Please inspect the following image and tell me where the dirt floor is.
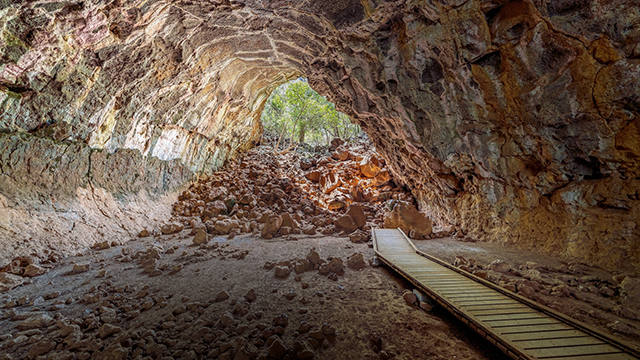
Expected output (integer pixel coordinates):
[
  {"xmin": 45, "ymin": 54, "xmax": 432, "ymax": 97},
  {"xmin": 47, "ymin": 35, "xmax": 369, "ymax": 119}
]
[
  {"xmin": 0, "ymin": 231, "xmax": 511, "ymax": 360},
  {"xmin": 415, "ymin": 237, "xmax": 640, "ymax": 349}
]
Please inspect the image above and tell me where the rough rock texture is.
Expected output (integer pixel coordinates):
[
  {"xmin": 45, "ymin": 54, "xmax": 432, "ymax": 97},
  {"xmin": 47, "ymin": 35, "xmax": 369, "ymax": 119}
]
[
  {"xmin": 0, "ymin": 0, "xmax": 639, "ymax": 272},
  {"xmin": 0, "ymin": 132, "xmax": 192, "ymax": 267}
]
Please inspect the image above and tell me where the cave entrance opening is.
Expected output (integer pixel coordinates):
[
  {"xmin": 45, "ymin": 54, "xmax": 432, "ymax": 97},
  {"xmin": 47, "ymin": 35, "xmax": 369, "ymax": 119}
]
[{"xmin": 258, "ymin": 77, "xmax": 361, "ymax": 153}]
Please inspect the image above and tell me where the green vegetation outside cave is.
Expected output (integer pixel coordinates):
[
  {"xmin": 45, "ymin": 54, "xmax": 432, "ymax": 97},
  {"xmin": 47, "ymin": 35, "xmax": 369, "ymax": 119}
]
[{"xmin": 260, "ymin": 78, "xmax": 360, "ymax": 152}]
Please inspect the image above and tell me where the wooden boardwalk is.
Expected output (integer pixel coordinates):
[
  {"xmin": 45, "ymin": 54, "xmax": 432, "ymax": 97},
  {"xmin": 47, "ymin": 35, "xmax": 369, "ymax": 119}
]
[{"xmin": 373, "ymin": 228, "xmax": 640, "ymax": 360}]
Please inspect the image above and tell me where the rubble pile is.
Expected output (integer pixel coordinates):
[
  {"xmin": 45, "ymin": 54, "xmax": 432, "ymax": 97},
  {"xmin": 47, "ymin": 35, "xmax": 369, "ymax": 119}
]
[{"xmin": 169, "ymin": 139, "xmax": 435, "ymax": 241}]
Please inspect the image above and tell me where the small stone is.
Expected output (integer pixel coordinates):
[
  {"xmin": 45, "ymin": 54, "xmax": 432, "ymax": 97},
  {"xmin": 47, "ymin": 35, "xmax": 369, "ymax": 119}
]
[
  {"xmin": 71, "ymin": 264, "xmax": 90, "ymax": 274},
  {"xmin": 273, "ymin": 313, "xmax": 289, "ymax": 327},
  {"xmin": 275, "ymin": 266, "xmax": 290, "ymax": 279},
  {"xmin": 92, "ymin": 241, "xmax": 110, "ymax": 250},
  {"xmin": 215, "ymin": 291, "xmax": 230, "ymax": 302},
  {"xmin": 402, "ymin": 290, "xmax": 417, "ymax": 305},
  {"xmin": 23, "ymin": 264, "xmax": 47, "ymax": 277},
  {"xmin": 489, "ymin": 260, "xmax": 511, "ymax": 273},
  {"xmin": 245, "ymin": 289, "xmax": 257, "ymax": 302},
  {"xmin": 97, "ymin": 324, "xmax": 122, "ymax": 339}
]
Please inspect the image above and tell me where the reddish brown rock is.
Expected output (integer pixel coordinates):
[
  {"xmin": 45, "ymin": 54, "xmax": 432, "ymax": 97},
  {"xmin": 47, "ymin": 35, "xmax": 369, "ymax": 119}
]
[{"xmin": 383, "ymin": 201, "xmax": 432, "ymax": 239}]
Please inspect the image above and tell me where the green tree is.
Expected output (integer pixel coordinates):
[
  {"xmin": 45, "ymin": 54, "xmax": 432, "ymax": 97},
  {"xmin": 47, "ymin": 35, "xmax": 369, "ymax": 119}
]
[{"xmin": 261, "ymin": 78, "xmax": 360, "ymax": 150}]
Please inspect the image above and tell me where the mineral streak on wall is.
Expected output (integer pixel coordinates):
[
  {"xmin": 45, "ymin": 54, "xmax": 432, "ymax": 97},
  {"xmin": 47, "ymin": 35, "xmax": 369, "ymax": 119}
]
[{"xmin": 0, "ymin": 0, "xmax": 638, "ymax": 272}]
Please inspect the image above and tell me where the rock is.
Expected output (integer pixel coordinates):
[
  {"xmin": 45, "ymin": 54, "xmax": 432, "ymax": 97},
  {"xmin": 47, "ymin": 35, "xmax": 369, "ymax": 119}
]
[
  {"xmin": 138, "ymin": 229, "xmax": 150, "ymax": 238},
  {"xmin": 261, "ymin": 215, "xmax": 283, "ymax": 238},
  {"xmin": 275, "ymin": 266, "xmax": 291, "ymax": 279},
  {"xmin": 245, "ymin": 289, "xmax": 257, "ymax": 302},
  {"xmin": 347, "ymin": 253, "xmax": 367, "ymax": 270},
  {"xmin": 383, "ymin": 200, "xmax": 432, "ymax": 239},
  {"xmin": 214, "ymin": 219, "xmax": 240, "ymax": 235},
  {"xmin": 327, "ymin": 258, "xmax": 344, "ymax": 275},
  {"xmin": 319, "ymin": 172, "xmax": 341, "ymax": 194},
  {"xmin": 161, "ymin": 223, "xmax": 184, "ymax": 235},
  {"xmin": 192, "ymin": 229, "xmax": 208, "ymax": 245},
  {"xmin": 402, "ymin": 290, "xmax": 417, "ymax": 305},
  {"xmin": 300, "ymin": 159, "xmax": 314, "ymax": 171},
  {"xmin": 97, "ymin": 324, "xmax": 122, "ymax": 339},
  {"xmin": 305, "ymin": 171, "xmax": 322, "ymax": 182},
  {"xmin": 331, "ymin": 150, "xmax": 350, "ymax": 161},
  {"xmin": 322, "ymin": 323, "xmax": 336, "ymax": 336},
  {"xmin": 273, "ymin": 313, "xmax": 289, "ymax": 327},
  {"xmin": 359, "ymin": 157, "xmax": 381, "ymax": 178},
  {"xmin": 0, "ymin": 273, "xmax": 24, "ymax": 292},
  {"xmin": 281, "ymin": 213, "xmax": 298, "ymax": 229},
  {"xmin": 345, "ymin": 205, "xmax": 367, "ymax": 228},
  {"xmin": 333, "ymin": 214, "xmax": 358, "ymax": 234},
  {"xmin": 215, "ymin": 291, "xmax": 230, "ymax": 302},
  {"xmin": 23, "ymin": 264, "xmax": 47, "ymax": 277},
  {"xmin": 621, "ymin": 276, "xmax": 640, "ymax": 306},
  {"xmin": 306, "ymin": 250, "xmax": 322, "ymax": 266},
  {"xmin": 268, "ymin": 337, "xmax": 287, "ymax": 359},
  {"xmin": 489, "ymin": 260, "xmax": 511, "ymax": 273},
  {"xmin": 203, "ymin": 200, "xmax": 228, "ymax": 218},
  {"xmin": 348, "ymin": 229, "xmax": 369, "ymax": 243},
  {"xmin": 92, "ymin": 241, "xmax": 110, "ymax": 250},
  {"xmin": 27, "ymin": 340, "xmax": 55, "ymax": 360},
  {"xmin": 17, "ymin": 313, "xmax": 54, "ymax": 330}
]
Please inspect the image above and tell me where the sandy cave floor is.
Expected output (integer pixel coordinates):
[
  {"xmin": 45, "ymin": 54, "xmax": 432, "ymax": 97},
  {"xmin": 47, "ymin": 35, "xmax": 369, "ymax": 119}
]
[{"xmin": 0, "ymin": 231, "xmax": 511, "ymax": 360}]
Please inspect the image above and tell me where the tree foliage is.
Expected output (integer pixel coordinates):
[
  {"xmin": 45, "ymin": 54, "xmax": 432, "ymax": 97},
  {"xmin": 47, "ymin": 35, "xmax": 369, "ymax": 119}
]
[{"xmin": 261, "ymin": 78, "xmax": 359, "ymax": 148}]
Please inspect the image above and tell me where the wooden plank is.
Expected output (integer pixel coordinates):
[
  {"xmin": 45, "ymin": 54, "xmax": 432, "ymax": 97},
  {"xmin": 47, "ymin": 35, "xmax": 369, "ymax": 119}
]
[
  {"xmin": 500, "ymin": 324, "xmax": 574, "ymax": 334},
  {"xmin": 518, "ymin": 336, "xmax": 605, "ymax": 349},
  {"xmin": 505, "ymin": 329, "xmax": 588, "ymax": 341},
  {"xmin": 475, "ymin": 313, "xmax": 549, "ymax": 322},
  {"xmin": 540, "ymin": 354, "xmax": 637, "ymax": 360},
  {"xmin": 444, "ymin": 295, "xmax": 508, "ymax": 302},
  {"xmin": 456, "ymin": 299, "xmax": 517, "ymax": 306},
  {"xmin": 487, "ymin": 318, "xmax": 560, "ymax": 327},
  {"xmin": 528, "ymin": 343, "xmax": 622, "ymax": 358},
  {"xmin": 462, "ymin": 303, "xmax": 531, "ymax": 311},
  {"xmin": 469, "ymin": 307, "xmax": 535, "ymax": 316}
]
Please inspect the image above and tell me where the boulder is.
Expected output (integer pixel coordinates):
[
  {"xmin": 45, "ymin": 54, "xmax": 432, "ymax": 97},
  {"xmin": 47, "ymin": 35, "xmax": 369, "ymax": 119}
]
[
  {"xmin": 203, "ymin": 200, "xmax": 228, "ymax": 218},
  {"xmin": 347, "ymin": 253, "xmax": 367, "ymax": 270},
  {"xmin": 214, "ymin": 219, "xmax": 240, "ymax": 235},
  {"xmin": 192, "ymin": 229, "xmax": 208, "ymax": 245},
  {"xmin": 281, "ymin": 213, "xmax": 299, "ymax": 229},
  {"xmin": 261, "ymin": 215, "xmax": 283, "ymax": 238},
  {"xmin": 333, "ymin": 215, "xmax": 358, "ymax": 234},
  {"xmin": 383, "ymin": 200, "xmax": 432, "ymax": 239},
  {"xmin": 346, "ymin": 205, "xmax": 367, "ymax": 228}
]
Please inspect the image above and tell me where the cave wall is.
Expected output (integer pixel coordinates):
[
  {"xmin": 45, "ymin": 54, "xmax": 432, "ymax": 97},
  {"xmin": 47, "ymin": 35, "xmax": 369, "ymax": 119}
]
[{"xmin": 0, "ymin": 0, "xmax": 638, "ymax": 272}]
